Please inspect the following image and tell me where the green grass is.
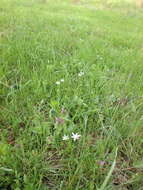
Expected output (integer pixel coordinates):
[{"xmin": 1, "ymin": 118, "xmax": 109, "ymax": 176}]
[{"xmin": 0, "ymin": 0, "xmax": 143, "ymax": 189}]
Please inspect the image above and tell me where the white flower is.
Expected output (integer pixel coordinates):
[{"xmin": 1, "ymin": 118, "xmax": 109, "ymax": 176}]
[
  {"xmin": 60, "ymin": 79, "xmax": 64, "ymax": 82},
  {"xmin": 71, "ymin": 133, "xmax": 81, "ymax": 141},
  {"xmin": 62, "ymin": 135, "xmax": 69, "ymax": 141},
  {"xmin": 56, "ymin": 81, "xmax": 60, "ymax": 85},
  {"xmin": 78, "ymin": 72, "xmax": 84, "ymax": 77}
]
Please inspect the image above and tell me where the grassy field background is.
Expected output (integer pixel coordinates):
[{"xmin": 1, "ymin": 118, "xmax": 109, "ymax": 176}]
[{"xmin": 0, "ymin": 0, "xmax": 143, "ymax": 189}]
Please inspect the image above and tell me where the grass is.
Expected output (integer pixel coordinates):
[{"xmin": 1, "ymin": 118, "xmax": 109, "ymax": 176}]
[{"xmin": 0, "ymin": 0, "xmax": 143, "ymax": 189}]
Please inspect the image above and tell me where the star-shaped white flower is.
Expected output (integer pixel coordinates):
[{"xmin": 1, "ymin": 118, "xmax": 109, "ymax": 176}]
[
  {"xmin": 71, "ymin": 133, "xmax": 81, "ymax": 141},
  {"xmin": 56, "ymin": 81, "xmax": 60, "ymax": 85},
  {"xmin": 62, "ymin": 135, "xmax": 69, "ymax": 141},
  {"xmin": 78, "ymin": 72, "xmax": 84, "ymax": 77},
  {"xmin": 60, "ymin": 79, "xmax": 64, "ymax": 82}
]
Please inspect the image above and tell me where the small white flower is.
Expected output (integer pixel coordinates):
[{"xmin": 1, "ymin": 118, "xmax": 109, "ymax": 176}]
[
  {"xmin": 60, "ymin": 79, "xmax": 64, "ymax": 82},
  {"xmin": 71, "ymin": 133, "xmax": 81, "ymax": 141},
  {"xmin": 62, "ymin": 135, "xmax": 69, "ymax": 141},
  {"xmin": 78, "ymin": 72, "xmax": 84, "ymax": 77},
  {"xmin": 56, "ymin": 81, "xmax": 60, "ymax": 85}
]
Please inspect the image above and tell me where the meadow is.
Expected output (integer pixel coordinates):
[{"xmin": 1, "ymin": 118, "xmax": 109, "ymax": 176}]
[{"xmin": 0, "ymin": 0, "xmax": 143, "ymax": 189}]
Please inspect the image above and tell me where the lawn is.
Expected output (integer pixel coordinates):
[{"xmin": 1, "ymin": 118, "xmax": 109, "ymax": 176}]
[{"xmin": 0, "ymin": 0, "xmax": 143, "ymax": 189}]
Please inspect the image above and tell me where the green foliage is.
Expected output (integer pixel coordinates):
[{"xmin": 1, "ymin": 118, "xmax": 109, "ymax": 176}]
[{"xmin": 0, "ymin": 0, "xmax": 143, "ymax": 189}]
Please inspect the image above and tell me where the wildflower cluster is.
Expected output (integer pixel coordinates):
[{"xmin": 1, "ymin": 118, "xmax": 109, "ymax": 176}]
[
  {"xmin": 62, "ymin": 133, "xmax": 81, "ymax": 141},
  {"xmin": 56, "ymin": 79, "xmax": 64, "ymax": 85}
]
